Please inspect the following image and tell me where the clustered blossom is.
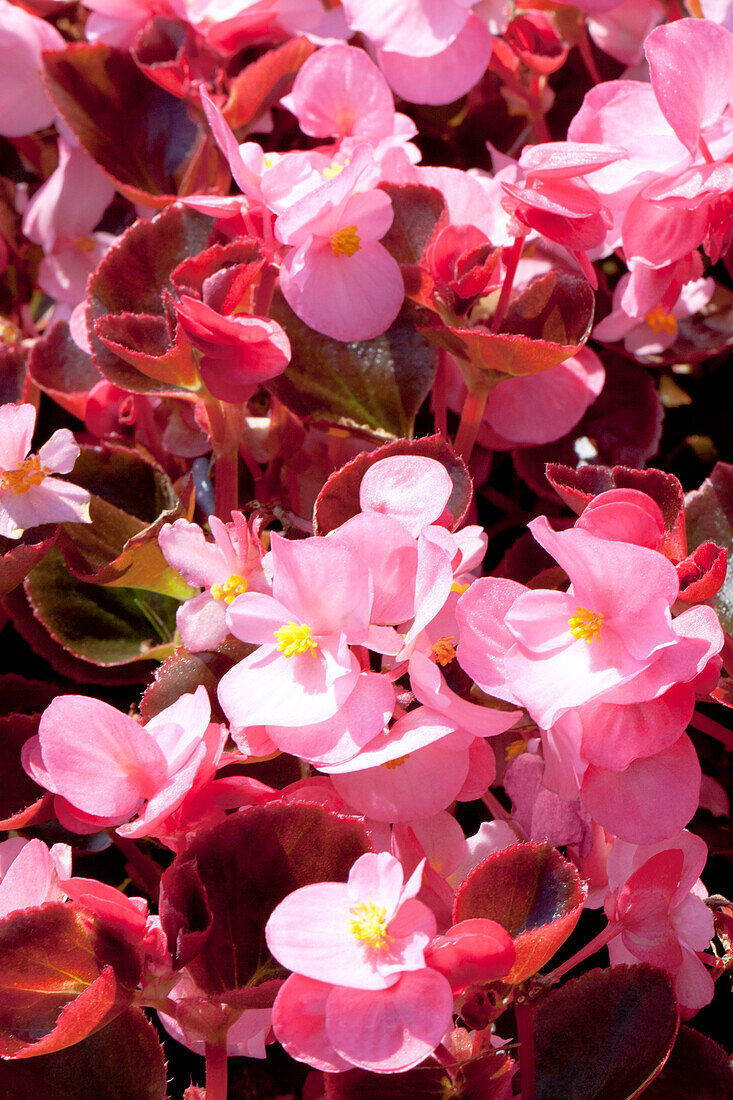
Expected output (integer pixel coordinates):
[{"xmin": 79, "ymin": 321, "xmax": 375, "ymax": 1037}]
[{"xmin": 1, "ymin": 0, "xmax": 732, "ymax": 1095}]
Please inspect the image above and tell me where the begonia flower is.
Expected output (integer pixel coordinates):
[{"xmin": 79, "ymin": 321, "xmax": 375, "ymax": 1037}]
[
  {"xmin": 275, "ymin": 144, "xmax": 405, "ymax": 341},
  {"xmin": 0, "ymin": 1, "xmax": 65, "ymax": 137},
  {"xmin": 267, "ymin": 851, "xmax": 455, "ymax": 1072},
  {"xmin": 0, "ymin": 837, "xmax": 71, "ymax": 919},
  {"xmin": 594, "ymin": 273, "xmax": 714, "ymax": 356},
  {"xmin": 0, "ymin": 402, "xmax": 91, "ymax": 539}
]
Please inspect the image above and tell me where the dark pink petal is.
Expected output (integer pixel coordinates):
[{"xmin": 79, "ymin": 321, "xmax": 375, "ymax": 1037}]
[
  {"xmin": 271, "ymin": 974, "xmax": 351, "ymax": 1073},
  {"xmin": 425, "ymin": 918, "xmax": 516, "ymax": 993},
  {"xmin": 578, "ymin": 685, "xmax": 694, "ymax": 770},
  {"xmin": 377, "ymin": 16, "xmax": 492, "ymax": 106}
]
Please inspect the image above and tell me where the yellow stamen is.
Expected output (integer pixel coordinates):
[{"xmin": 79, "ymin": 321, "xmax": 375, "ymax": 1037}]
[
  {"xmin": 0, "ymin": 454, "xmax": 49, "ymax": 495},
  {"xmin": 0, "ymin": 319, "xmax": 21, "ymax": 345},
  {"xmin": 568, "ymin": 606, "xmax": 604, "ymax": 644},
  {"xmin": 210, "ymin": 574, "xmax": 249, "ymax": 604},
  {"xmin": 431, "ymin": 635, "xmax": 457, "ymax": 667},
  {"xmin": 75, "ymin": 235, "xmax": 95, "ymax": 253},
  {"xmin": 274, "ymin": 620, "xmax": 318, "ymax": 658},
  {"xmin": 384, "ymin": 753, "xmax": 409, "ymax": 770},
  {"xmin": 323, "ymin": 157, "xmax": 350, "ymax": 179},
  {"xmin": 505, "ymin": 738, "xmax": 529, "ymax": 763},
  {"xmin": 645, "ymin": 306, "xmax": 677, "ymax": 337},
  {"xmin": 348, "ymin": 900, "xmax": 393, "ymax": 950},
  {"xmin": 451, "ymin": 581, "xmax": 470, "ymax": 595},
  {"xmin": 330, "ymin": 225, "xmax": 360, "ymax": 257}
]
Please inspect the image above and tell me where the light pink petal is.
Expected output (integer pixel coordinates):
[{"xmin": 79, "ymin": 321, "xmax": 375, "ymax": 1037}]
[
  {"xmin": 37, "ymin": 696, "xmax": 168, "ymax": 818},
  {"xmin": 671, "ymin": 893, "xmax": 715, "ymax": 953},
  {"xmin": 37, "ymin": 428, "xmax": 81, "ymax": 475},
  {"xmin": 176, "ymin": 594, "xmax": 229, "ymax": 652},
  {"xmin": 331, "ymin": 736, "xmax": 471, "ymax": 822},
  {"xmin": 270, "ymin": 533, "xmax": 372, "ymax": 641},
  {"xmin": 0, "ymin": 402, "xmax": 35, "ymax": 469},
  {"xmin": 506, "ymin": 588, "xmax": 581, "ymax": 655},
  {"xmin": 271, "ymin": 974, "xmax": 352, "ymax": 1073},
  {"xmin": 200, "ymin": 87, "xmax": 264, "ymax": 200},
  {"xmin": 145, "ymin": 686, "xmax": 211, "ymax": 774},
  {"xmin": 326, "ymin": 969, "xmax": 453, "ymax": 1072},
  {"xmin": 218, "ymin": 638, "xmax": 360, "ymax": 728},
  {"xmin": 645, "ymin": 19, "xmax": 733, "ymax": 153},
  {"xmin": 341, "ymin": 188, "xmax": 395, "ymax": 243},
  {"xmin": 226, "ymin": 590, "xmax": 297, "ymax": 644},
  {"xmin": 359, "ymin": 456, "xmax": 453, "ymax": 537},
  {"xmin": 268, "ymin": 671, "xmax": 395, "ymax": 767},
  {"xmin": 409, "ymin": 649, "xmax": 521, "ymax": 737},
  {"xmin": 342, "ymin": 0, "xmax": 469, "ymax": 56},
  {"xmin": 324, "ymin": 706, "xmax": 467, "ymax": 773},
  {"xmin": 159, "ymin": 519, "xmax": 232, "ymax": 587},
  {"xmin": 455, "ymin": 577, "xmax": 526, "ymax": 703},
  {"xmin": 377, "ymin": 15, "xmax": 491, "ymax": 105},
  {"xmin": 279, "ymin": 237, "xmax": 404, "ymax": 342},
  {"xmin": 347, "ymin": 852, "xmax": 405, "ymax": 917},
  {"xmin": 520, "ymin": 141, "xmax": 627, "ymax": 180},
  {"xmin": 0, "ymin": 478, "xmax": 91, "ymax": 534},
  {"xmin": 401, "ymin": 528, "xmax": 455, "ymax": 650},
  {"xmin": 287, "ymin": 44, "xmax": 395, "ymax": 140},
  {"xmin": 329, "ymin": 512, "xmax": 418, "ymax": 625},
  {"xmin": 581, "ymin": 733, "xmax": 701, "ymax": 844},
  {"xmin": 674, "ymin": 944, "xmax": 716, "ymax": 1016},
  {"xmin": 0, "ymin": 839, "xmax": 58, "ymax": 918},
  {"xmin": 22, "ymin": 140, "xmax": 114, "ymax": 249},
  {"xmin": 266, "ymin": 881, "xmax": 400, "ymax": 990},
  {"xmin": 0, "ymin": 3, "xmax": 65, "ymax": 137}
]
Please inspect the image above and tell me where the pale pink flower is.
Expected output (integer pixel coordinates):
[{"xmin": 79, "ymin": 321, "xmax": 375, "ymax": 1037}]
[
  {"xmin": 159, "ymin": 512, "xmax": 269, "ymax": 651},
  {"xmin": 593, "ymin": 272, "xmax": 714, "ymax": 356},
  {"xmin": 267, "ymin": 851, "xmax": 454, "ymax": 1072},
  {"xmin": 0, "ymin": 402, "xmax": 91, "ymax": 539},
  {"xmin": 0, "ymin": 1, "xmax": 65, "ymax": 137},
  {"xmin": 275, "ymin": 144, "xmax": 404, "ymax": 341}
]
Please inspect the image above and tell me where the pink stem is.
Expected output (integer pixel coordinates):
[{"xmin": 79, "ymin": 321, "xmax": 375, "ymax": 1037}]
[
  {"xmin": 205, "ymin": 399, "xmax": 241, "ymax": 521},
  {"xmin": 698, "ymin": 136, "xmax": 715, "ymax": 164},
  {"xmin": 578, "ymin": 22, "xmax": 603, "ymax": 85},
  {"xmin": 542, "ymin": 921, "xmax": 621, "ymax": 985},
  {"xmin": 516, "ymin": 999, "xmax": 536, "ymax": 1100},
  {"xmin": 254, "ymin": 262, "xmax": 277, "ymax": 317},
  {"xmin": 691, "ymin": 710, "xmax": 733, "ymax": 751},
  {"xmin": 482, "ymin": 789, "xmax": 526, "ymax": 839},
  {"xmin": 205, "ymin": 1041, "xmax": 228, "ymax": 1100}
]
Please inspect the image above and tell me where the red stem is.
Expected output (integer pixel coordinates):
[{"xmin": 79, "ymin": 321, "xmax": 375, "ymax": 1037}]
[
  {"xmin": 204, "ymin": 1041, "xmax": 228, "ymax": 1100},
  {"xmin": 453, "ymin": 385, "xmax": 490, "ymax": 464},
  {"xmin": 205, "ymin": 399, "xmax": 241, "ymax": 521},
  {"xmin": 691, "ymin": 710, "xmax": 733, "ymax": 751},
  {"xmin": 491, "ymin": 237, "xmax": 524, "ymax": 334},
  {"xmin": 578, "ymin": 22, "xmax": 602, "ymax": 85},
  {"xmin": 254, "ymin": 261, "xmax": 277, "ymax": 317},
  {"xmin": 516, "ymin": 999, "xmax": 536, "ymax": 1100}
]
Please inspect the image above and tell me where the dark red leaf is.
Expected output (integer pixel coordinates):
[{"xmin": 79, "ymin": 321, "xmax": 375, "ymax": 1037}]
[
  {"xmin": 0, "ymin": 528, "xmax": 56, "ymax": 599},
  {"xmin": 42, "ymin": 44, "xmax": 201, "ymax": 206},
  {"xmin": 685, "ymin": 462, "xmax": 733, "ymax": 632},
  {"xmin": 0, "ymin": 1007, "xmax": 166, "ymax": 1098},
  {"xmin": 453, "ymin": 842, "xmax": 586, "ymax": 984},
  {"xmin": 140, "ymin": 640, "xmax": 252, "ymax": 724},
  {"xmin": 27, "ymin": 320, "xmax": 101, "ymax": 421},
  {"xmin": 379, "ymin": 183, "xmax": 448, "ymax": 269},
  {"xmin": 0, "ymin": 342, "xmax": 28, "ymax": 405},
  {"xmin": 160, "ymin": 803, "xmax": 371, "ymax": 994},
  {"xmin": 0, "ymin": 712, "xmax": 53, "ymax": 830},
  {"xmin": 223, "ymin": 37, "xmax": 316, "ymax": 135},
  {"xmin": 324, "ymin": 1066, "xmax": 449, "ymax": 1099},
  {"xmin": 534, "ymin": 965, "xmax": 679, "ymax": 1100},
  {"xmin": 642, "ymin": 1025, "xmax": 733, "ymax": 1099},
  {"xmin": 314, "ymin": 433, "xmax": 472, "ymax": 534}
]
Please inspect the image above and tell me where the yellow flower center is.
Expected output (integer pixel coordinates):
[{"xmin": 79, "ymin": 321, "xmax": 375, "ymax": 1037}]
[
  {"xmin": 431, "ymin": 635, "xmax": 457, "ymax": 667},
  {"xmin": 210, "ymin": 574, "xmax": 249, "ymax": 604},
  {"xmin": 568, "ymin": 606, "xmax": 604, "ymax": 644},
  {"xmin": 644, "ymin": 306, "xmax": 677, "ymax": 337},
  {"xmin": 75, "ymin": 235, "xmax": 95, "ymax": 253},
  {"xmin": 348, "ymin": 900, "xmax": 393, "ymax": 950},
  {"xmin": 323, "ymin": 158, "xmax": 349, "ymax": 180},
  {"xmin": 505, "ymin": 738, "xmax": 529, "ymax": 763},
  {"xmin": 384, "ymin": 753, "xmax": 410, "ymax": 770},
  {"xmin": 330, "ymin": 225, "xmax": 361, "ymax": 258},
  {"xmin": 0, "ymin": 454, "xmax": 49, "ymax": 495},
  {"xmin": 274, "ymin": 620, "xmax": 318, "ymax": 658},
  {"xmin": 451, "ymin": 581, "xmax": 471, "ymax": 595}
]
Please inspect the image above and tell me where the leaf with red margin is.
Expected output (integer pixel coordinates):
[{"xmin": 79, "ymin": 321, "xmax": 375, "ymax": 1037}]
[
  {"xmin": 545, "ymin": 463, "xmax": 687, "ymax": 559},
  {"xmin": 86, "ymin": 205, "xmax": 215, "ymax": 395},
  {"xmin": 0, "ymin": 528, "xmax": 57, "ymax": 599},
  {"xmin": 3, "ymin": 583, "xmax": 162, "ymax": 686},
  {"xmin": 0, "ymin": 713, "xmax": 53, "ymax": 830},
  {"xmin": 380, "ymin": 183, "xmax": 447, "ymax": 297},
  {"xmin": 0, "ymin": 1007, "xmax": 166, "ymax": 1098},
  {"xmin": 24, "ymin": 546, "xmax": 179, "ymax": 668},
  {"xmin": 420, "ymin": 271, "xmax": 594, "ymax": 387},
  {"xmin": 453, "ymin": 842, "xmax": 586, "ymax": 984},
  {"xmin": 268, "ymin": 294, "xmax": 437, "ymax": 440},
  {"xmin": 313, "ymin": 433, "xmax": 471, "ymax": 535},
  {"xmin": 324, "ymin": 1048, "xmax": 514, "ymax": 1099},
  {"xmin": 27, "ymin": 321, "xmax": 102, "ymax": 421},
  {"xmin": 160, "ymin": 803, "xmax": 371, "ymax": 994},
  {"xmin": 514, "ymin": 356, "xmax": 663, "ymax": 500},
  {"xmin": 94, "ymin": 312, "xmax": 199, "ymax": 392},
  {"xmin": 42, "ymin": 44, "xmax": 201, "ymax": 208},
  {"xmin": 685, "ymin": 462, "xmax": 733, "ymax": 632},
  {"xmin": 0, "ymin": 903, "xmax": 141, "ymax": 1059},
  {"xmin": 224, "ymin": 37, "xmax": 316, "ymax": 134},
  {"xmin": 534, "ymin": 965, "xmax": 679, "ymax": 1100},
  {"xmin": 55, "ymin": 444, "xmax": 195, "ymax": 597},
  {"xmin": 642, "ymin": 1025, "xmax": 733, "ymax": 1099},
  {"xmin": 0, "ymin": 343, "xmax": 28, "ymax": 405}
]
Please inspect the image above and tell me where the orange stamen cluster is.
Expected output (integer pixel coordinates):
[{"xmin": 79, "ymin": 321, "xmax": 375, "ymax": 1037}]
[
  {"xmin": 330, "ymin": 225, "xmax": 361, "ymax": 257},
  {"xmin": 0, "ymin": 454, "xmax": 49, "ymax": 495},
  {"xmin": 210, "ymin": 574, "xmax": 249, "ymax": 604},
  {"xmin": 568, "ymin": 606, "xmax": 604, "ymax": 644}
]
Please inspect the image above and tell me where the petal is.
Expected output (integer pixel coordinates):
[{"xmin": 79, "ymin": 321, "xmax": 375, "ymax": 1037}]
[
  {"xmin": 0, "ymin": 402, "xmax": 35, "ymax": 469},
  {"xmin": 271, "ymin": 974, "xmax": 352, "ymax": 1073},
  {"xmin": 270, "ymin": 533, "xmax": 373, "ymax": 641}
]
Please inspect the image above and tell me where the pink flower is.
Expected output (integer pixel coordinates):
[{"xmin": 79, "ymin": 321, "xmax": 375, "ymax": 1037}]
[
  {"xmin": 604, "ymin": 831, "xmax": 715, "ymax": 1016},
  {"xmin": 275, "ymin": 144, "xmax": 404, "ymax": 341},
  {"xmin": 0, "ymin": 837, "xmax": 71, "ymax": 919},
  {"xmin": 266, "ymin": 851, "xmax": 454, "ymax": 1072},
  {"xmin": 22, "ymin": 687, "xmax": 223, "ymax": 837},
  {"xmin": 593, "ymin": 272, "xmax": 714, "ymax": 356},
  {"xmin": 159, "ymin": 512, "xmax": 269, "ymax": 651},
  {"xmin": 0, "ymin": 402, "xmax": 91, "ymax": 539}
]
